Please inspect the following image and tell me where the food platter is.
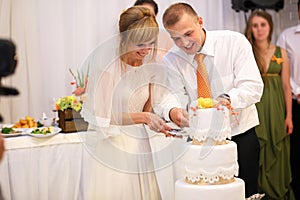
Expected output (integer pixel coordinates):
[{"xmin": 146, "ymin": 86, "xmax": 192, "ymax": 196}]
[
  {"xmin": 1, "ymin": 127, "xmax": 28, "ymax": 137},
  {"xmin": 26, "ymin": 127, "xmax": 62, "ymax": 138}
]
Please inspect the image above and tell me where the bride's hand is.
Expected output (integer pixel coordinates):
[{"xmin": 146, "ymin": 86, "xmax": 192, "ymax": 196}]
[{"xmin": 145, "ymin": 113, "xmax": 171, "ymax": 133}]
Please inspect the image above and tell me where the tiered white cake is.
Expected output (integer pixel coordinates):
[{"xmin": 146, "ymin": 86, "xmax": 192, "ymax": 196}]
[{"xmin": 175, "ymin": 98, "xmax": 245, "ymax": 200}]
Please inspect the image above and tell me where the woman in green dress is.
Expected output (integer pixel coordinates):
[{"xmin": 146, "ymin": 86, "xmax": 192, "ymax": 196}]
[{"xmin": 245, "ymin": 10, "xmax": 294, "ymax": 200}]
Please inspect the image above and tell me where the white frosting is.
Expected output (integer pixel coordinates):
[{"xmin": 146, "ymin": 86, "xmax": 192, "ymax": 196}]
[
  {"xmin": 175, "ymin": 178, "xmax": 245, "ymax": 200},
  {"xmin": 175, "ymin": 101, "xmax": 245, "ymax": 200},
  {"xmin": 189, "ymin": 100, "xmax": 231, "ymax": 142},
  {"xmin": 173, "ymin": 100, "xmax": 245, "ymax": 200},
  {"xmin": 182, "ymin": 141, "xmax": 239, "ymax": 184}
]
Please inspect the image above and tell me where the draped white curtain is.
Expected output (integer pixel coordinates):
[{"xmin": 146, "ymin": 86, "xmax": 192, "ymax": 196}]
[{"xmin": 0, "ymin": 0, "xmax": 290, "ymax": 123}]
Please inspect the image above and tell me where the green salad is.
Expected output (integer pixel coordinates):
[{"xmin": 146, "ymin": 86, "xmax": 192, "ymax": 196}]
[
  {"xmin": 31, "ymin": 127, "xmax": 54, "ymax": 134},
  {"xmin": 1, "ymin": 127, "xmax": 21, "ymax": 134}
]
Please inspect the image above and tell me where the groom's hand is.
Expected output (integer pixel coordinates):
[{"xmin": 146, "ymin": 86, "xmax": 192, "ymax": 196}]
[{"xmin": 169, "ymin": 107, "xmax": 189, "ymax": 128}]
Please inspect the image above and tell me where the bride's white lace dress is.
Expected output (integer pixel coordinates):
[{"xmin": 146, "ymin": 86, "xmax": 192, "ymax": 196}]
[{"xmin": 82, "ymin": 59, "xmax": 165, "ymax": 200}]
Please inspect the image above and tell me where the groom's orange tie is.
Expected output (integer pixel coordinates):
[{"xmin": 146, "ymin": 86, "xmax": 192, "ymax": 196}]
[{"xmin": 194, "ymin": 54, "xmax": 212, "ymax": 98}]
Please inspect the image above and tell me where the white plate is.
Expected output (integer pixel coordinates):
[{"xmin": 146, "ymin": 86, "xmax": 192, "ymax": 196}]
[
  {"xmin": 26, "ymin": 127, "xmax": 61, "ymax": 138},
  {"xmin": 1, "ymin": 127, "xmax": 28, "ymax": 138}
]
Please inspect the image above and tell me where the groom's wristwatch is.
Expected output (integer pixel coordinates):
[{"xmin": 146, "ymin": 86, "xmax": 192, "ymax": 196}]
[{"xmin": 218, "ymin": 93, "xmax": 231, "ymax": 103}]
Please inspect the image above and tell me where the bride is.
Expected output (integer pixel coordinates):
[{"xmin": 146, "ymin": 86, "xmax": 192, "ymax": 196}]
[{"xmin": 80, "ymin": 6, "xmax": 174, "ymax": 200}]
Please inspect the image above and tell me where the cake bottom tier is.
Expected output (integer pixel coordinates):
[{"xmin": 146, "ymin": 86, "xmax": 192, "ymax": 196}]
[{"xmin": 175, "ymin": 178, "xmax": 245, "ymax": 200}]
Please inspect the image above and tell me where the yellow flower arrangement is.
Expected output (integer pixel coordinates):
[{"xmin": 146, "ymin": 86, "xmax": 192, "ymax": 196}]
[{"xmin": 55, "ymin": 95, "xmax": 82, "ymax": 112}]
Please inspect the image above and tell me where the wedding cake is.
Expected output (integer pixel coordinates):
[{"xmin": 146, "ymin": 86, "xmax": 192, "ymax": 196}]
[{"xmin": 175, "ymin": 98, "xmax": 245, "ymax": 200}]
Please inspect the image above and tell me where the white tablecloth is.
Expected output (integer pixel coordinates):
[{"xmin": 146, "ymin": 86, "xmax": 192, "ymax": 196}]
[
  {"xmin": 0, "ymin": 132, "xmax": 86, "ymax": 200},
  {"xmin": 0, "ymin": 130, "xmax": 185, "ymax": 200}
]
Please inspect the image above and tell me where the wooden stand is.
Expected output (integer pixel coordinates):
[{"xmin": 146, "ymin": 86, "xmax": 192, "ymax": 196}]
[{"xmin": 58, "ymin": 109, "xmax": 88, "ymax": 133}]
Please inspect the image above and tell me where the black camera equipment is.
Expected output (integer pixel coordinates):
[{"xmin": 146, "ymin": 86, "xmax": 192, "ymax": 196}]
[
  {"xmin": 232, "ymin": 0, "xmax": 284, "ymax": 12},
  {"xmin": 0, "ymin": 39, "xmax": 18, "ymax": 122}
]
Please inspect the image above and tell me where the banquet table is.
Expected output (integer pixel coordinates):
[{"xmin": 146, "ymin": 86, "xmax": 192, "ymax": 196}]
[
  {"xmin": 0, "ymin": 129, "xmax": 185, "ymax": 200},
  {"xmin": 0, "ymin": 132, "xmax": 87, "ymax": 200}
]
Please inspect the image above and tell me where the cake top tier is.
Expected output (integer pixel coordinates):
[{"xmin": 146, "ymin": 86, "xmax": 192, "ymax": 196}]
[{"xmin": 189, "ymin": 98, "xmax": 231, "ymax": 143}]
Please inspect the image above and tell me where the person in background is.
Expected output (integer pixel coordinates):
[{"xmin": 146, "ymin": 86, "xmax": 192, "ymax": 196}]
[
  {"xmin": 277, "ymin": 1, "xmax": 300, "ymax": 199},
  {"xmin": 245, "ymin": 9, "xmax": 294, "ymax": 199},
  {"xmin": 0, "ymin": 134, "xmax": 5, "ymax": 200},
  {"xmin": 0, "ymin": 134, "xmax": 4, "ymax": 162},
  {"xmin": 134, "ymin": 0, "xmax": 158, "ymax": 16},
  {"xmin": 160, "ymin": 3, "xmax": 264, "ymax": 198}
]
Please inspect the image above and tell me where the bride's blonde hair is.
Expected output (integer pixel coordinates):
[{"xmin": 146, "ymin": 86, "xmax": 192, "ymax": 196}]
[{"xmin": 119, "ymin": 6, "xmax": 158, "ymax": 69}]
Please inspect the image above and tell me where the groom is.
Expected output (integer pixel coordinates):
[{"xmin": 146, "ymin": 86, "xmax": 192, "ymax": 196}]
[{"xmin": 160, "ymin": 2, "xmax": 263, "ymax": 198}]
